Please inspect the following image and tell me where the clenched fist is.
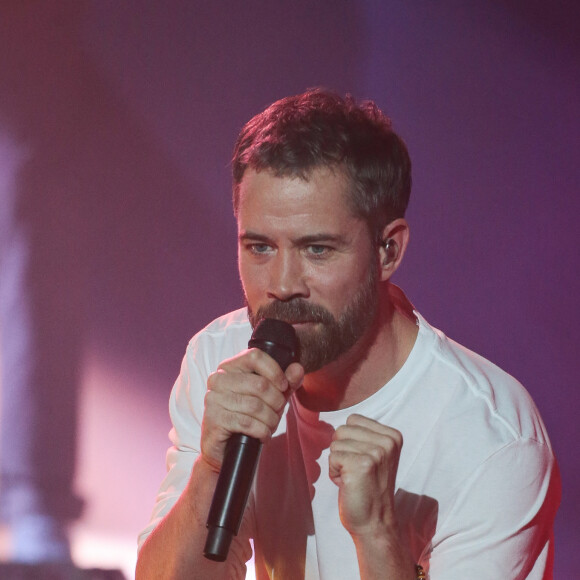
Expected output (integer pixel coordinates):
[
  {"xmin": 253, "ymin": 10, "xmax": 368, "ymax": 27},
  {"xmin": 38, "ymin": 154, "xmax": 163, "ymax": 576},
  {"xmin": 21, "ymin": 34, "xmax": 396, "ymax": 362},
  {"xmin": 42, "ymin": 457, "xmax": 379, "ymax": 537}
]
[{"xmin": 329, "ymin": 413, "xmax": 403, "ymax": 538}]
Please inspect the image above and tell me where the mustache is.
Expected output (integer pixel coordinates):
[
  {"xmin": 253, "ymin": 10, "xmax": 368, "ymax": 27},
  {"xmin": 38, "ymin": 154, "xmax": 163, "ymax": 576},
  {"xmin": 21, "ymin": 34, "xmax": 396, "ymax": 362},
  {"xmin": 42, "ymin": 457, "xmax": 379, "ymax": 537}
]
[{"xmin": 254, "ymin": 299, "xmax": 334, "ymax": 326}]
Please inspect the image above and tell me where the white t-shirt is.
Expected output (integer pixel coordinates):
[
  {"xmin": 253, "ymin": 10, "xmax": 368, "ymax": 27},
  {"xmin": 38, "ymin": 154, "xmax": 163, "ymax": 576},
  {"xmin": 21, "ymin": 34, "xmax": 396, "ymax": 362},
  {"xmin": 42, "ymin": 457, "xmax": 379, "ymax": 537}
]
[{"xmin": 139, "ymin": 306, "xmax": 560, "ymax": 579}]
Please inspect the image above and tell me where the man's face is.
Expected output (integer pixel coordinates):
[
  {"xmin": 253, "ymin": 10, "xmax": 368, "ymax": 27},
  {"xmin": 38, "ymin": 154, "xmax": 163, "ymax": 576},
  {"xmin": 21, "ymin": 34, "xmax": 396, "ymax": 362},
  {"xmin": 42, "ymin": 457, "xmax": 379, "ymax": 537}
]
[{"xmin": 237, "ymin": 167, "xmax": 380, "ymax": 374}]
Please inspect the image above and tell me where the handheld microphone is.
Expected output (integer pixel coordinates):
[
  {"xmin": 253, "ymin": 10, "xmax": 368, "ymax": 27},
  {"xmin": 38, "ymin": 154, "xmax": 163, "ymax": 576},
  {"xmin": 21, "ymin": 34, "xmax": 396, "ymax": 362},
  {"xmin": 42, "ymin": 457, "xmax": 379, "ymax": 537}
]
[{"xmin": 203, "ymin": 318, "xmax": 300, "ymax": 562}]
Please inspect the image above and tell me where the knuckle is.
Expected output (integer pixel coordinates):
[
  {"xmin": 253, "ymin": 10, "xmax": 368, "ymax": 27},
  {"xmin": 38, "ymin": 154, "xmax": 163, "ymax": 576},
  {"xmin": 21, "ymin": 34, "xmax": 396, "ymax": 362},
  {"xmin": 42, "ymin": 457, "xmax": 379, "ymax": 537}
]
[
  {"xmin": 203, "ymin": 388, "xmax": 218, "ymax": 409},
  {"xmin": 383, "ymin": 437, "xmax": 399, "ymax": 457},
  {"xmin": 236, "ymin": 414, "xmax": 270, "ymax": 441},
  {"xmin": 358, "ymin": 454, "xmax": 375, "ymax": 472},
  {"xmin": 216, "ymin": 357, "xmax": 232, "ymax": 371},
  {"xmin": 206, "ymin": 371, "xmax": 219, "ymax": 390},
  {"xmin": 390, "ymin": 429, "xmax": 403, "ymax": 449},
  {"xmin": 255, "ymin": 423, "xmax": 272, "ymax": 441},
  {"xmin": 207, "ymin": 368, "xmax": 228, "ymax": 391},
  {"xmin": 369, "ymin": 446, "xmax": 384, "ymax": 463},
  {"xmin": 247, "ymin": 348, "xmax": 263, "ymax": 363},
  {"xmin": 253, "ymin": 374, "xmax": 269, "ymax": 394}
]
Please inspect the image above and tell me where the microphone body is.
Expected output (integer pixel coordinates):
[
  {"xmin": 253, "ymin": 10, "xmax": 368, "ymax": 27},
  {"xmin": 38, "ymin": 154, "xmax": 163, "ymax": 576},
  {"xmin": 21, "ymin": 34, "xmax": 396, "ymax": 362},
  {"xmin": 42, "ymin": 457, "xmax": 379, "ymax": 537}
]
[{"xmin": 204, "ymin": 318, "xmax": 299, "ymax": 562}]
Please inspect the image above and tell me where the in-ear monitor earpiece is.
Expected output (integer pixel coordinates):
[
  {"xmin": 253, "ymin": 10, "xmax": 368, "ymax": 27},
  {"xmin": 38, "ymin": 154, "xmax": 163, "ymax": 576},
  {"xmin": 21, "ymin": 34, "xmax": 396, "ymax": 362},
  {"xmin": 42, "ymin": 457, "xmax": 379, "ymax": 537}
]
[{"xmin": 383, "ymin": 238, "xmax": 399, "ymax": 264}]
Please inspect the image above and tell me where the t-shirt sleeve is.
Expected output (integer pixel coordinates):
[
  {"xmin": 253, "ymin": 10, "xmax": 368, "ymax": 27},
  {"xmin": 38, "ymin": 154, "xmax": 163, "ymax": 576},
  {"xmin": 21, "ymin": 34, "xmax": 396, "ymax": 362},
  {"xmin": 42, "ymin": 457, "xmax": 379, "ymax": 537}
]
[
  {"xmin": 137, "ymin": 340, "xmax": 206, "ymax": 550},
  {"xmin": 427, "ymin": 438, "xmax": 561, "ymax": 579}
]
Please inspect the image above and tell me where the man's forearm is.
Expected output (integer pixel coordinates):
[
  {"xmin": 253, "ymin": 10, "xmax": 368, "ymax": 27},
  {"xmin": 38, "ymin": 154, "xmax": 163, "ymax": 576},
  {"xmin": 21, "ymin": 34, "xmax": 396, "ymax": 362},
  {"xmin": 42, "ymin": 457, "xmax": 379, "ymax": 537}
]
[
  {"xmin": 136, "ymin": 458, "xmax": 238, "ymax": 580},
  {"xmin": 354, "ymin": 526, "xmax": 417, "ymax": 580}
]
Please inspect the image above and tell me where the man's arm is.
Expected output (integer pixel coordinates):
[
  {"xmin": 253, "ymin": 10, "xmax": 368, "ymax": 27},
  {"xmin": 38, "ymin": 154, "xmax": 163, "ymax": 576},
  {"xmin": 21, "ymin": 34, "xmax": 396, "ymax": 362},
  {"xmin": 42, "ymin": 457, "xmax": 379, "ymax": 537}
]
[
  {"xmin": 329, "ymin": 414, "xmax": 417, "ymax": 580},
  {"xmin": 136, "ymin": 349, "xmax": 304, "ymax": 579},
  {"xmin": 136, "ymin": 456, "xmax": 247, "ymax": 580}
]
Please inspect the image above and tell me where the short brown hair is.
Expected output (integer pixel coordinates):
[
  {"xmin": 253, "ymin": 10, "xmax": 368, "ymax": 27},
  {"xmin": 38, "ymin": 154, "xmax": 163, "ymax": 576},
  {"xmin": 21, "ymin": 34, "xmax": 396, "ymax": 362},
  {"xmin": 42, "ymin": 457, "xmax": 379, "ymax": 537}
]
[{"xmin": 232, "ymin": 88, "xmax": 412, "ymax": 241}]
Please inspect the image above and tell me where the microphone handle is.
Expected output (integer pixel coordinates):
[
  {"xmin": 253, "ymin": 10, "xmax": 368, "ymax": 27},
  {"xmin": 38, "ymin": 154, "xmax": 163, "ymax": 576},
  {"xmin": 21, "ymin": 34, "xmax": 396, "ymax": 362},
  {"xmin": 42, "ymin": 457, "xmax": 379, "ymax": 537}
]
[{"xmin": 204, "ymin": 433, "xmax": 261, "ymax": 561}]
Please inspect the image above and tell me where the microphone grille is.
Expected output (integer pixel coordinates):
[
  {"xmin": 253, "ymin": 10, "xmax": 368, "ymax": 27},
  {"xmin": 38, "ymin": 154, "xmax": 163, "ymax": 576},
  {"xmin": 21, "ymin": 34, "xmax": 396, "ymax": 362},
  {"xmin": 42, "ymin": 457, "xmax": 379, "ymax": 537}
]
[{"xmin": 249, "ymin": 318, "xmax": 300, "ymax": 370}]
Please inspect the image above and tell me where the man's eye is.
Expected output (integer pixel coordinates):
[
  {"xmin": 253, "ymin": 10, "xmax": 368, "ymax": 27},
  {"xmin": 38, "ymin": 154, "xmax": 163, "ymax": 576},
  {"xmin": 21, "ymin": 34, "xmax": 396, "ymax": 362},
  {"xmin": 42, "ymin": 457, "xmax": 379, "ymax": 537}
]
[
  {"xmin": 307, "ymin": 245, "xmax": 332, "ymax": 257},
  {"xmin": 248, "ymin": 243, "xmax": 272, "ymax": 254}
]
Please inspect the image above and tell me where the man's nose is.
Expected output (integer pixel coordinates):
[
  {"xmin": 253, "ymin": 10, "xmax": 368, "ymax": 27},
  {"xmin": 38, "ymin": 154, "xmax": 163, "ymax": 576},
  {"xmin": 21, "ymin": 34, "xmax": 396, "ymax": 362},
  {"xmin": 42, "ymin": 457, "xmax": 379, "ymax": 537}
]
[{"xmin": 267, "ymin": 251, "xmax": 309, "ymax": 302}]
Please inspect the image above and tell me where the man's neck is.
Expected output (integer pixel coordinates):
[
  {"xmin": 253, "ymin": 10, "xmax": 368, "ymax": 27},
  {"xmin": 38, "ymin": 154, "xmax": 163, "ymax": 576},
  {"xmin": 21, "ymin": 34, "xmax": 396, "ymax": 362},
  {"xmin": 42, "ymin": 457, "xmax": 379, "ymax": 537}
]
[{"xmin": 297, "ymin": 285, "xmax": 418, "ymax": 412}]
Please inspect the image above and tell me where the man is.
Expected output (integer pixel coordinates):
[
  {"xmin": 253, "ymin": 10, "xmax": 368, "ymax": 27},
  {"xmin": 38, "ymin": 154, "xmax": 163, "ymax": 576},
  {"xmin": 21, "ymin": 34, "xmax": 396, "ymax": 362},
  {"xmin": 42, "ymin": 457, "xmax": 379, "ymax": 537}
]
[{"xmin": 136, "ymin": 89, "xmax": 560, "ymax": 579}]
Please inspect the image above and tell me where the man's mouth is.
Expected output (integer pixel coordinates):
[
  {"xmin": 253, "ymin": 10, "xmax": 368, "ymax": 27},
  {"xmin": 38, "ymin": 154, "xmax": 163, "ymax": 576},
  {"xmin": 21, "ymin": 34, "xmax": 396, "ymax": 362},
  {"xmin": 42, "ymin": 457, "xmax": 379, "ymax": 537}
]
[
  {"xmin": 288, "ymin": 319, "xmax": 323, "ymax": 329},
  {"xmin": 252, "ymin": 300, "xmax": 332, "ymax": 329}
]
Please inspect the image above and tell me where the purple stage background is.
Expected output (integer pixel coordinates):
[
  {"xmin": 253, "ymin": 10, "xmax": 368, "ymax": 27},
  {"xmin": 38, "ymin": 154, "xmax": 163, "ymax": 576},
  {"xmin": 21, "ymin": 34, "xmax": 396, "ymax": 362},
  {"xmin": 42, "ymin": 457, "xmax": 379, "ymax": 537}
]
[{"xmin": 0, "ymin": 1, "xmax": 577, "ymax": 576}]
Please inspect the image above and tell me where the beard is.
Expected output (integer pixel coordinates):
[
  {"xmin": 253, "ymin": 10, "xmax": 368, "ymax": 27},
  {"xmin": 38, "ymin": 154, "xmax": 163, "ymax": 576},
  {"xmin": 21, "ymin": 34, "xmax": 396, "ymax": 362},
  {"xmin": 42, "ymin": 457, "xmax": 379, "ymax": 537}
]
[{"xmin": 246, "ymin": 266, "xmax": 379, "ymax": 374}]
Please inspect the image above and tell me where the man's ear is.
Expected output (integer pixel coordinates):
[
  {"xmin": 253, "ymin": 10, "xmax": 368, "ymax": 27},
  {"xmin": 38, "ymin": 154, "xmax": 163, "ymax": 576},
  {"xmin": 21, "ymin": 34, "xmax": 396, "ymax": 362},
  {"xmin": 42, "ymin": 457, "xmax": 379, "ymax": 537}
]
[{"xmin": 377, "ymin": 218, "xmax": 410, "ymax": 282}]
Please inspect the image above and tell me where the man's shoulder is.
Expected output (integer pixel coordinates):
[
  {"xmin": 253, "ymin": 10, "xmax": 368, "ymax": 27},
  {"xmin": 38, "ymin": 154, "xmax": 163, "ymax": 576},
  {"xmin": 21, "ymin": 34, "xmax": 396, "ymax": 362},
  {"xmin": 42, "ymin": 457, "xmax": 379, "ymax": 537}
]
[
  {"xmin": 431, "ymin": 322, "xmax": 519, "ymax": 389},
  {"xmin": 416, "ymin": 313, "xmax": 515, "ymax": 384},
  {"xmin": 185, "ymin": 308, "xmax": 252, "ymax": 362},
  {"xmin": 417, "ymin": 313, "xmax": 550, "ymax": 446},
  {"xmin": 196, "ymin": 307, "xmax": 251, "ymax": 336}
]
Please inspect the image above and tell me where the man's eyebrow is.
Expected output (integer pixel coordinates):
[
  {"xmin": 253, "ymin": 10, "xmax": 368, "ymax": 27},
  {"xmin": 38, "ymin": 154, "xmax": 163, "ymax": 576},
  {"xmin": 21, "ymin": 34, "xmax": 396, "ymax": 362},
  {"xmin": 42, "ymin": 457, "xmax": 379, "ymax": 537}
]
[
  {"xmin": 238, "ymin": 231, "xmax": 272, "ymax": 243},
  {"xmin": 239, "ymin": 231, "xmax": 349, "ymax": 246},
  {"xmin": 294, "ymin": 233, "xmax": 346, "ymax": 245}
]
